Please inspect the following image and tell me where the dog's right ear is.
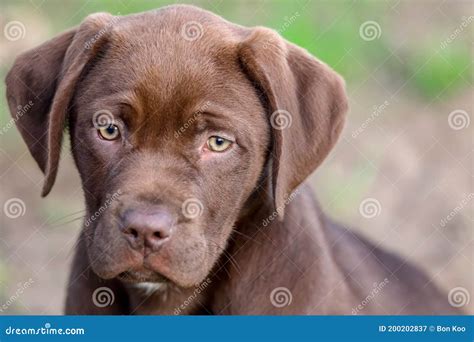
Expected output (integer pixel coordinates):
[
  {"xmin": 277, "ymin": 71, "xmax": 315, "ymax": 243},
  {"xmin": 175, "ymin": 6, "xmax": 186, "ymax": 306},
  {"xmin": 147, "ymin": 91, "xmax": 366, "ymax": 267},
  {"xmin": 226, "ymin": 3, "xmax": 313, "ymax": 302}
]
[{"xmin": 5, "ymin": 13, "xmax": 115, "ymax": 196}]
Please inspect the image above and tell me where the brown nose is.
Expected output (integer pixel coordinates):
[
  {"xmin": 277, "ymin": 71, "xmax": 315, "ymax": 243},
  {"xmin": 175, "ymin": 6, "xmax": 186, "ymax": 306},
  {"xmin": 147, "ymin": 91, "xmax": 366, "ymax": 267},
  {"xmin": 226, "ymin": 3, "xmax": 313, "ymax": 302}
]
[{"xmin": 121, "ymin": 209, "xmax": 174, "ymax": 251}]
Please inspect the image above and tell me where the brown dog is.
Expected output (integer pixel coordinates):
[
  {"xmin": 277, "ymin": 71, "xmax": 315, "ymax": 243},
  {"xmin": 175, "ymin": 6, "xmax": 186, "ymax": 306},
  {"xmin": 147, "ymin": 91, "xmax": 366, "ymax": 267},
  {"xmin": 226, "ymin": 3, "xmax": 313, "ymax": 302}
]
[{"xmin": 5, "ymin": 5, "xmax": 459, "ymax": 315}]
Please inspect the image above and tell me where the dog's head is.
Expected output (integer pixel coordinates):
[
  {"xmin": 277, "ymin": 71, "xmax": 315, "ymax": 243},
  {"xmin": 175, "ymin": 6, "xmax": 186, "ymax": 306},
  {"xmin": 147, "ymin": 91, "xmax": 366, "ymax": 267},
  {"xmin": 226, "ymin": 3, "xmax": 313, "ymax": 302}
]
[{"xmin": 5, "ymin": 5, "xmax": 347, "ymax": 288}]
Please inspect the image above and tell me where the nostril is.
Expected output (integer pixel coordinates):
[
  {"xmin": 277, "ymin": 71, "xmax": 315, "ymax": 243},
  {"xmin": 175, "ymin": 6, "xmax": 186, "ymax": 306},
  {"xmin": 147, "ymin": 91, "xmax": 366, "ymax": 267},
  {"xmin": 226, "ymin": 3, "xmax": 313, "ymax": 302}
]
[
  {"xmin": 153, "ymin": 231, "xmax": 163, "ymax": 239},
  {"xmin": 126, "ymin": 227, "xmax": 139, "ymax": 239},
  {"xmin": 146, "ymin": 228, "xmax": 170, "ymax": 249}
]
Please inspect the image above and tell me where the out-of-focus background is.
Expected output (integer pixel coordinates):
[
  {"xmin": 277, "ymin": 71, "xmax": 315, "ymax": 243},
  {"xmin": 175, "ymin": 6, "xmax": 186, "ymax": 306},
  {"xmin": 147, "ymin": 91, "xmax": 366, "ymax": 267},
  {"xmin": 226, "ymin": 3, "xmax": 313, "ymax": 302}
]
[{"xmin": 0, "ymin": 0, "xmax": 472, "ymax": 314}]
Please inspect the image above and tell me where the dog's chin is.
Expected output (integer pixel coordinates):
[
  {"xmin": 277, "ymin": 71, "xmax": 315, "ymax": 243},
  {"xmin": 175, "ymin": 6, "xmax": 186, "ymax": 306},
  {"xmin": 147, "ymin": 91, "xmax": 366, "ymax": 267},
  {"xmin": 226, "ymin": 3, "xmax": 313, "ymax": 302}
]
[{"xmin": 109, "ymin": 264, "xmax": 208, "ymax": 289}]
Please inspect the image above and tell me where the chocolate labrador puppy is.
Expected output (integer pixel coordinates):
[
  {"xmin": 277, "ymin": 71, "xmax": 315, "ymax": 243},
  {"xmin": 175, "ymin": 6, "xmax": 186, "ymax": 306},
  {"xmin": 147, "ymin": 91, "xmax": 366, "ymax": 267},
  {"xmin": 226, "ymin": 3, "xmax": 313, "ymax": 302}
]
[{"xmin": 5, "ymin": 5, "xmax": 459, "ymax": 315}]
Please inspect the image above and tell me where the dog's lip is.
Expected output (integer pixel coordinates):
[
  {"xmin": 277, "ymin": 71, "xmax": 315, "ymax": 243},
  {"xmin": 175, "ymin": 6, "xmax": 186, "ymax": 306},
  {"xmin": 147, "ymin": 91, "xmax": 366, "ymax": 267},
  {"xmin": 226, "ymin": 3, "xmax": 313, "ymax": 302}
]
[{"xmin": 117, "ymin": 266, "xmax": 170, "ymax": 284}]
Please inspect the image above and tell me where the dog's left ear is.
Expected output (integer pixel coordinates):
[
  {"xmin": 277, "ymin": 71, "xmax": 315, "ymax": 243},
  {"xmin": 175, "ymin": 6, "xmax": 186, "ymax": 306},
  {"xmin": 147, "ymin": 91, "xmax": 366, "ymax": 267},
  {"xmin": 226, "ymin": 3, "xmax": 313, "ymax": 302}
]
[{"xmin": 238, "ymin": 28, "xmax": 348, "ymax": 218}]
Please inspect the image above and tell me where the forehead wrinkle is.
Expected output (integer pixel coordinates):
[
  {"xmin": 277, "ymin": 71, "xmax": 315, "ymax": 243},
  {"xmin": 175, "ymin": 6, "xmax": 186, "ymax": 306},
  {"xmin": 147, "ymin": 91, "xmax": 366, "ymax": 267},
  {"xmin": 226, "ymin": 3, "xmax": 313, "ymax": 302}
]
[{"xmin": 130, "ymin": 61, "xmax": 227, "ymax": 134}]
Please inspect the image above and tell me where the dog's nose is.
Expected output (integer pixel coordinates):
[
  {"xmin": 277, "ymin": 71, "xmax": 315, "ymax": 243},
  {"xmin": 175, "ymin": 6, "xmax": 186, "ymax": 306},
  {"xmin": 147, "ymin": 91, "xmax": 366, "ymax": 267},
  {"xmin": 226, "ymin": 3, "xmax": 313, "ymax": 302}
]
[{"xmin": 121, "ymin": 209, "xmax": 174, "ymax": 251}]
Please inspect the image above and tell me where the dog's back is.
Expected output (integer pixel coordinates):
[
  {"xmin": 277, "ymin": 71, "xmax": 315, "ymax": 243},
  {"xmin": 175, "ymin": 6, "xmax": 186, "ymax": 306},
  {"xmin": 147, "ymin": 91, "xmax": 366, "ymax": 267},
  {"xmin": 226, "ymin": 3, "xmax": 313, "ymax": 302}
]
[{"xmin": 324, "ymin": 215, "xmax": 460, "ymax": 314}]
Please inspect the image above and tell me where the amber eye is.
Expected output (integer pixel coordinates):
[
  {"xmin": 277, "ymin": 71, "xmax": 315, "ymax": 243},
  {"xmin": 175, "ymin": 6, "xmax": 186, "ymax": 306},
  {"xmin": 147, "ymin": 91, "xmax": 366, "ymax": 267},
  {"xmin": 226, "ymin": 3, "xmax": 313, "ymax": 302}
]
[
  {"xmin": 207, "ymin": 136, "xmax": 232, "ymax": 152},
  {"xmin": 98, "ymin": 124, "xmax": 120, "ymax": 140}
]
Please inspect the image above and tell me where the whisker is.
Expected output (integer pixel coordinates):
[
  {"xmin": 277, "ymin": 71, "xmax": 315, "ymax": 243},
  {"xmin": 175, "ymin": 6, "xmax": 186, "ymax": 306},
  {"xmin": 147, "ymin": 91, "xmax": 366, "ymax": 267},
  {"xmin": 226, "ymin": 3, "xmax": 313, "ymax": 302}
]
[
  {"xmin": 49, "ymin": 215, "xmax": 85, "ymax": 228},
  {"xmin": 207, "ymin": 239, "xmax": 242, "ymax": 275},
  {"xmin": 230, "ymin": 228, "xmax": 261, "ymax": 244}
]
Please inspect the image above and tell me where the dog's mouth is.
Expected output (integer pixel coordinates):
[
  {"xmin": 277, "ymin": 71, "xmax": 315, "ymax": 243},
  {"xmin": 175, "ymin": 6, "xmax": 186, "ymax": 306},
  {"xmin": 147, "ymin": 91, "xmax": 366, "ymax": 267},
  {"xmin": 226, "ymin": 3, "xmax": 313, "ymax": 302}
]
[
  {"xmin": 117, "ymin": 267, "xmax": 170, "ymax": 284},
  {"xmin": 89, "ymin": 219, "xmax": 212, "ymax": 288}
]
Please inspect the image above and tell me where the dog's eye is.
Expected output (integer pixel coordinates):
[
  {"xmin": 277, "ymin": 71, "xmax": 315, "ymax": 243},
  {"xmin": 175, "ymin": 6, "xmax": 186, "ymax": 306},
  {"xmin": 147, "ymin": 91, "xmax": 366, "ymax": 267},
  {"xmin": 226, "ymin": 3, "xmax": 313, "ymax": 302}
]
[
  {"xmin": 207, "ymin": 136, "xmax": 232, "ymax": 152},
  {"xmin": 98, "ymin": 125, "xmax": 120, "ymax": 141}
]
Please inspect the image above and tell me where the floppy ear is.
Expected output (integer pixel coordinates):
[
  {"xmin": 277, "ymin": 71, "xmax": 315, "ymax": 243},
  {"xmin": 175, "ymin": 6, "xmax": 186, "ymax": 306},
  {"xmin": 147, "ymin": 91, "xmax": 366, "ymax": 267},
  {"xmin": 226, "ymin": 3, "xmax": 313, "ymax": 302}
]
[
  {"xmin": 5, "ymin": 13, "xmax": 115, "ymax": 196},
  {"xmin": 238, "ymin": 28, "xmax": 348, "ymax": 218}
]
